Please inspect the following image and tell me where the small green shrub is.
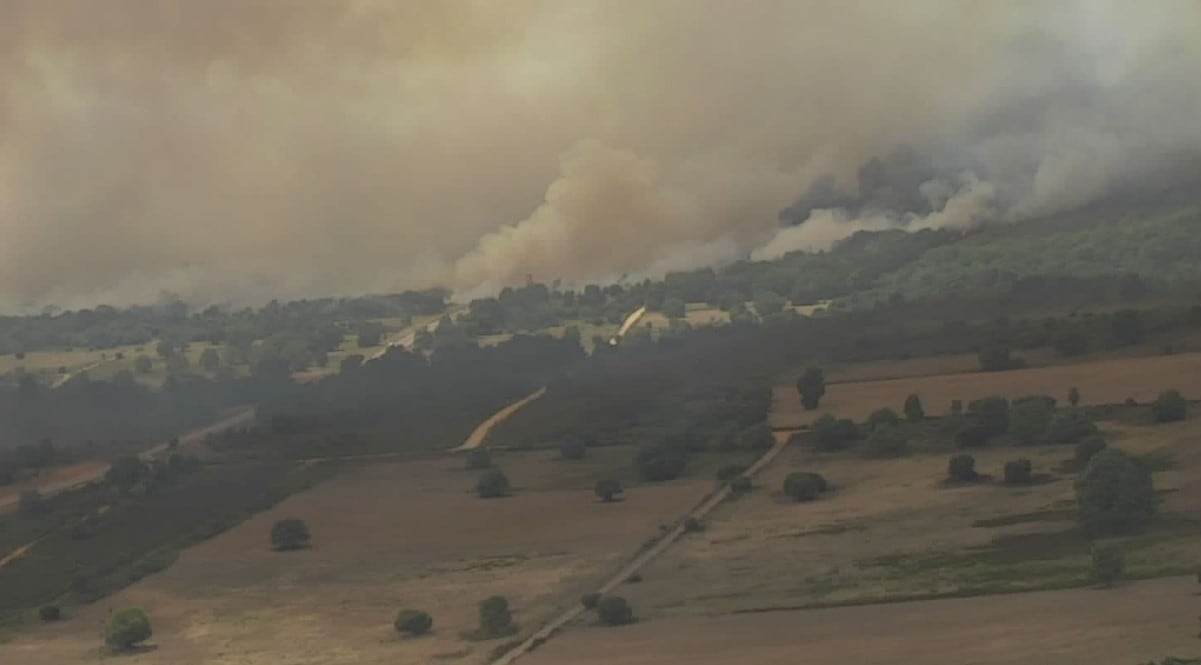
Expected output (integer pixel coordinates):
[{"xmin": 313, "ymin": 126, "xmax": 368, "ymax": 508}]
[
  {"xmin": 105, "ymin": 608, "xmax": 152, "ymax": 650},
  {"xmin": 394, "ymin": 609, "xmax": 433, "ymax": 636},
  {"xmin": 477, "ymin": 596, "xmax": 515, "ymax": 637},
  {"xmin": 580, "ymin": 592, "xmax": 602, "ymax": 609},
  {"xmin": 476, "ymin": 469, "xmax": 511, "ymax": 499},
  {"xmin": 270, "ymin": 519, "xmax": 311, "ymax": 551},
  {"xmin": 1003, "ymin": 459, "xmax": 1033, "ymax": 485},
  {"xmin": 596, "ymin": 596, "xmax": 634, "ymax": 626},
  {"xmin": 1044, "ymin": 409, "xmax": 1098, "ymax": 444},
  {"xmin": 948, "ymin": 454, "xmax": 978, "ymax": 482},
  {"xmin": 594, "ymin": 478, "xmax": 623, "ymax": 502},
  {"xmin": 1152, "ymin": 389, "xmax": 1188, "ymax": 423},
  {"xmin": 38, "ymin": 605, "xmax": 62, "ymax": 622},
  {"xmin": 783, "ymin": 472, "xmax": 827, "ymax": 502}
]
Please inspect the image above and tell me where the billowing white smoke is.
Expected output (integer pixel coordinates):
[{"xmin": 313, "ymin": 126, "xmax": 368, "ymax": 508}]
[{"xmin": 1, "ymin": 1, "xmax": 1199, "ymax": 309}]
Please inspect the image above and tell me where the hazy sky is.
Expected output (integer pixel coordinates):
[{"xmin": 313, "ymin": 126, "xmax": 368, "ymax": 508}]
[{"xmin": 1, "ymin": 1, "xmax": 1199, "ymax": 310}]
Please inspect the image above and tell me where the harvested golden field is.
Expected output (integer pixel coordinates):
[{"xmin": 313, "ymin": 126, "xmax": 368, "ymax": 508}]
[
  {"xmin": 1, "ymin": 446, "xmax": 747, "ymax": 665},
  {"xmin": 523, "ymin": 575, "xmax": 1199, "ymax": 665},
  {"xmin": 774, "ymin": 351, "xmax": 1201, "ymax": 427}
]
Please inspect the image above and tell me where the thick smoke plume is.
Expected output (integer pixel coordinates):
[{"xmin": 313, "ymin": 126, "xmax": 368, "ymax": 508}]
[{"xmin": 1, "ymin": 1, "xmax": 1199, "ymax": 310}]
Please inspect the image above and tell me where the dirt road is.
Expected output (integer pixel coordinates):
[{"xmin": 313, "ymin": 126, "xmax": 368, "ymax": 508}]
[
  {"xmin": 451, "ymin": 387, "xmax": 547, "ymax": 452},
  {"xmin": 491, "ymin": 435, "xmax": 790, "ymax": 665},
  {"xmin": 0, "ymin": 406, "xmax": 255, "ymax": 515}
]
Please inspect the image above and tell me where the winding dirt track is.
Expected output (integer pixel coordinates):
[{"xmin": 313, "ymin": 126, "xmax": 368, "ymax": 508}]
[
  {"xmin": 491, "ymin": 436, "xmax": 790, "ymax": 665},
  {"xmin": 451, "ymin": 387, "xmax": 547, "ymax": 452}
]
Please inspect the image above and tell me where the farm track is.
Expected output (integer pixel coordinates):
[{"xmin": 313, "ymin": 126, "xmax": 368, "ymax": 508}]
[
  {"xmin": 452, "ymin": 387, "xmax": 548, "ymax": 453},
  {"xmin": 491, "ymin": 437, "xmax": 790, "ymax": 665}
]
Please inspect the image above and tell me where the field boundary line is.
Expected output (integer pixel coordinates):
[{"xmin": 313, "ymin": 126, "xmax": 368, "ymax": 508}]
[{"xmin": 490, "ymin": 437, "xmax": 790, "ymax": 665}]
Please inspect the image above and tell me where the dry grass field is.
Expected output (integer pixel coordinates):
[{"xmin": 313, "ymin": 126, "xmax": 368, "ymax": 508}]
[
  {"xmin": 622, "ymin": 417, "xmax": 1201, "ymax": 618},
  {"xmin": 523, "ymin": 575, "xmax": 1199, "ymax": 665},
  {"xmin": 1, "ymin": 445, "xmax": 750, "ymax": 665},
  {"xmin": 774, "ymin": 351, "xmax": 1201, "ymax": 427}
]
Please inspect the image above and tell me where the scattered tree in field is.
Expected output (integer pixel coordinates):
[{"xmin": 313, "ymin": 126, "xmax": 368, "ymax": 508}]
[
  {"xmin": 394, "ymin": 609, "xmax": 433, "ymax": 636},
  {"xmin": 134, "ymin": 355, "xmax": 153, "ymax": 374},
  {"xmin": 105, "ymin": 608, "xmax": 152, "ymax": 651},
  {"xmin": 594, "ymin": 478, "xmax": 623, "ymax": 502},
  {"xmin": 155, "ymin": 340, "xmax": 175, "ymax": 358},
  {"xmin": 477, "ymin": 596, "xmax": 515, "ymax": 637},
  {"xmin": 270, "ymin": 518, "xmax": 311, "ymax": 551},
  {"xmin": 865, "ymin": 425, "xmax": 908, "ymax": 458},
  {"xmin": 39, "ymin": 605, "xmax": 61, "ymax": 622},
  {"xmin": 596, "ymin": 596, "xmax": 635, "ymax": 626},
  {"xmin": 476, "ymin": 469, "xmax": 511, "ymax": 499},
  {"xmin": 199, "ymin": 347, "xmax": 221, "ymax": 372},
  {"xmin": 683, "ymin": 517, "xmax": 704, "ymax": 533},
  {"xmin": 1074, "ymin": 436, "xmax": 1108, "ymax": 469},
  {"xmin": 1044, "ymin": 409, "xmax": 1099, "ymax": 444},
  {"xmin": 580, "ymin": 592, "xmax": 602, "ymax": 609},
  {"xmin": 796, "ymin": 367, "xmax": 826, "ymax": 410},
  {"xmin": 1091, "ymin": 544, "xmax": 1125, "ymax": 587},
  {"xmin": 783, "ymin": 472, "xmax": 827, "ymax": 502},
  {"xmin": 813, "ymin": 414, "xmax": 860, "ymax": 451},
  {"xmin": 1152, "ymin": 389, "xmax": 1188, "ymax": 423},
  {"xmin": 466, "ymin": 448, "xmax": 492, "ymax": 470},
  {"xmin": 1003, "ymin": 459, "xmax": 1033, "ymax": 485},
  {"xmin": 559, "ymin": 437, "xmax": 587, "ymax": 460},
  {"xmin": 948, "ymin": 454, "xmax": 979, "ymax": 482},
  {"xmin": 903, "ymin": 394, "xmax": 925, "ymax": 422},
  {"xmin": 1076, "ymin": 448, "xmax": 1155, "ymax": 536},
  {"xmin": 867, "ymin": 407, "xmax": 901, "ymax": 430},
  {"xmin": 1068, "ymin": 386, "xmax": 1081, "ymax": 407}
]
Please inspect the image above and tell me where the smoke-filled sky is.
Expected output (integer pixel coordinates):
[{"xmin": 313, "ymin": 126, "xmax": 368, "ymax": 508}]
[{"xmin": 1, "ymin": 1, "xmax": 1199, "ymax": 311}]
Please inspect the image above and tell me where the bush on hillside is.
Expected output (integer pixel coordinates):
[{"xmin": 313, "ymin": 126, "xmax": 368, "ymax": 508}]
[
  {"xmin": 783, "ymin": 472, "xmax": 827, "ymax": 502},
  {"xmin": 477, "ymin": 596, "xmax": 515, "ymax": 638},
  {"xmin": 1152, "ymin": 389, "xmax": 1188, "ymax": 423},
  {"xmin": 1076, "ymin": 448, "xmax": 1155, "ymax": 536},
  {"xmin": 903, "ymin": 394, "xmax": 925, "ymax": 422},
  {"xmin": 270, "ymin": 518, "xmax": 311, "ymax": 551},
  {"xmin": 813, "ymin": 414, "xmax": 860, "ymax": 452},
  {"xmin": 39, "ymin": 605, "xmax": 61, "ymax": 622},
  {"xmin": 1003, "ymin": 459, "xmax": 1033, "ymax": 485},
  {"xmin": 594, "ymin": 478, "xmax": 623, "ymax": 502},
  {"xmin": 105, "ymin": 608, "xmax": 152, "ymax": 651},
  {"xmin": 947, "ymin": 454, "xmax": 979, "ymax": 482},
  {"xmin": 394, "ymin": 609, "xmax": 433, "ymax": 636},
  {"xmin": 1074, "ymin": 436, "xmax": 1108, "ymax": 468},
  {"xmin": 866, "ymin": 408, "xmax": 901, "ymax": 430},
  {"xmin": 476, "ymin": 469, "xmax": 511, "ymax": 499},
  {"xmin": 864, "ymin": 425, "xmax": 908, "ymax": 458},
  {"xmin": 580, "ymin": 592, "xmax": 602, "ymax": 609},
  {"xmin": 1044, "ymin": 409, "xmax": 1099, "ymax": 444},
  {"xmin": 738, "ymin": 422, "xmax": 775, "ymax": 450},
  {"xmin": 596, "ymin": 596, "xmax": 635, "ymax": 626}
]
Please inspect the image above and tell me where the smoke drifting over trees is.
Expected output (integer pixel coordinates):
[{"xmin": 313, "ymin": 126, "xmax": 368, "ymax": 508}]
[{"xmin": 1, "ymin": 1, "xmax": 1199, "ymax": 310}]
